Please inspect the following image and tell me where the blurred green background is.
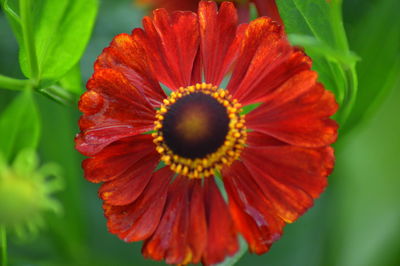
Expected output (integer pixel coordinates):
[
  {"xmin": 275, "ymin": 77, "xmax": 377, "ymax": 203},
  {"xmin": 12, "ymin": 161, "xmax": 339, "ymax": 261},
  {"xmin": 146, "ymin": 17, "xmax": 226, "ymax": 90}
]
[{"xmin": 0, "ymin": 0, "xmax": 399, "ymax": 265}]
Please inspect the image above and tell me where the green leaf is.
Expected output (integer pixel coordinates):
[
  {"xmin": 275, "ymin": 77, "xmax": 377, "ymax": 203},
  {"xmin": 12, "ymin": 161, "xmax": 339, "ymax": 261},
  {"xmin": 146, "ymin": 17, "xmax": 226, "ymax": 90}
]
[
  {"xmin": 276, "ymin": 0, "xmax": 358, "ymax": 127},
  {"xmin": 19, "ymin": 0, "xmax": 99, "ymax": 80},
  {"xmin": 58, "ymin": 64, "xmax": 83, "ymax": 95},
  {"xmin": 342, "ymin": 0, "xmax": 400, "ymax": 132},
  {"xmin": 0, "ymin": 89, "xmax": 41, "ymax": 160},
  {"xmin": 288, "ymin": 34, "xmax": 359, "ymax": 66}
]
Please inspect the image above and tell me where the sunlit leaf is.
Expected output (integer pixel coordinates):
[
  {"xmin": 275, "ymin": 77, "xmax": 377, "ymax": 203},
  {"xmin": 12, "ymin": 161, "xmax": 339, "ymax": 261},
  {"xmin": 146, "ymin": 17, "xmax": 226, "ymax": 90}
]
[
  {"xmin": 18, "ymin": 0, "xmax": 98, "ymax": 80},
  {"xmin": 58, "ymin": 64, "xmax": 83, "ymax": 95}
]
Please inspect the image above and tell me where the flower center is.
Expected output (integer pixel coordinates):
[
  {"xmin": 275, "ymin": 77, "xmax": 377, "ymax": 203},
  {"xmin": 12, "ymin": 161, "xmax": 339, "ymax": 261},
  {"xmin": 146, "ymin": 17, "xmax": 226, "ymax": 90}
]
[{"xmin": 153, "ymin": 83, "xmax": 246, "ymax": 178}]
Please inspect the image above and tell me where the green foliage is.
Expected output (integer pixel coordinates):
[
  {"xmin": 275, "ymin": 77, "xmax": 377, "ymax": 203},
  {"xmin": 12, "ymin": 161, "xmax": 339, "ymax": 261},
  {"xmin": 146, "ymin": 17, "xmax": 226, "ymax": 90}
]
[
  {"xmin": 343, "ymin": 0, "xmax": 400, "ymax": 132},
  {"xmin": 18, "ymin": 0, "xmax": 99, "ymax": 80},
  {"xmin": 0, "ymin": 90, "xmax": 40, "ymax": 160},
  {"xmin": 0, "ymin": 0, "xmax": 98, "ymax": 104},
  {"xmin": 59, "ymin": 64, "xmax": 83, "ymax": 95},
  {"xmin": 276, "ymin": 0, "xmax": 358, "ymax": 128},
  {"xmin": 0, "ymin": 149, "xmax": 63, "ymax": 238}
]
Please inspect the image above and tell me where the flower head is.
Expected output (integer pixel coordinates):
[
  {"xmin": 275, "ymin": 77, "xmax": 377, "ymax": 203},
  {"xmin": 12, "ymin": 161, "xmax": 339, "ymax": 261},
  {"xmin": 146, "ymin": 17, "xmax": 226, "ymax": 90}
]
[
  {"xmin": 137, "ymin": 0, "xmax": 283, "ymax": 24},
  {"xmin": 76, "ymin": 1, "xmax": 337, "ymax": 264},
  {"xmin": 0, "ymin": 150, "xmax": 62, "ymax": 238}
]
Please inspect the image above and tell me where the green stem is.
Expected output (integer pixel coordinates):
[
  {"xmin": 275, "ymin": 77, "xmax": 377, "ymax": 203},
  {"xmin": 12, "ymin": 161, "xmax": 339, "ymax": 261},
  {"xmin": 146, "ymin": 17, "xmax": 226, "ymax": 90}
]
[
  {"xmin": 2, "ymin": 0, "xmax": 21, "ymax": 25},
  {"xmin": 330, "ymin": 0, "xmax": 349, "ymax": 52},
  {"xmin": 0, "ymin": 75, "xmax": 31, "ymax": 91},
  {"xmin": 20, "ymin": 0, "xmax": 39, "ymax": 80},
  {"xmin": 339, "ymin": 65, "xmax": 358, "ymax": 127},
  {"xmin": 0, "ymin": 225, "xmax": 7, "ymax": 266},
  {"xmin": 38, "ymin": 85, "xmax": 78, "ymax": 106}
]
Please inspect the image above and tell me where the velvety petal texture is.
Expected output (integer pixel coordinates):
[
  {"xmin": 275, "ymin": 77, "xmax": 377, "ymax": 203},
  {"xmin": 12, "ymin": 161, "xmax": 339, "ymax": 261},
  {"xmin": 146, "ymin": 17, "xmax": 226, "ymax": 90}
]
[
  {"xmin": 140, "ymin": 0, "xmax": 283, "ymax": 24},
  {"xmin": 76, "ymin": 1, "xmax": 338, "ymax": 265}
]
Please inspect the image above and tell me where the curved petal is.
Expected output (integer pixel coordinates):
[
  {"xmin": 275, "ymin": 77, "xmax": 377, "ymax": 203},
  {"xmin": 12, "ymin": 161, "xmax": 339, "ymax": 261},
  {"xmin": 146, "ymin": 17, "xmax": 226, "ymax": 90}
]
[
  {"xmin": 236, "ymin": 49, "xmax": 312, "ymax": 105},
  {"xmin": 242, "ymin": 145, "xmax": 334, "ymax": 202},
  {"xmin": 222, "ymin": 161, "xmax": 285, "ymax": 254},
  {"xmin": 199, "ymin": 1, "xmax": 244, "ymax": 86},
  {"xmin": 76, "ymin": 69, "xmax": 155, "ymax": 156},
  {"xmin": 187, "ymin": 179, "xmax": 207, "ymax": 264},
  {"xmin": 142, "ymin": 176, "xmax": 192, "ymax": 264},
  {"xmin": 98, "ymin": 152, "xmax": 160, "ymax": 206},
  {"xmin": 104, "ymin": 167, "xmax": 174, "ymax": 242},
  {"xmin": 252, "ymin": 0, "xmax": 283, "ymax": 25},
  {"xmin": 142, "ymin": 0, "xmax": 199, "ymax": 12},
  {"xmin": 227, "ymin": 17, "xmax": 291, "ymax": 102},
  {"xmin": 246, "ymin": 131, "xmax": 286, "ymax": 147},
  {"xmin": 134, "ymin": 9, "xmax": 200, "ymax": 90},
  {"xmin": 246, "ymin": 75, "xmax": 338, "ymax": 147},
  {"xmin": 95, "ymin": 33, "xmax": 165, "ymax": 107},
  {"xmin": 82, "ymin": 134, "xmax": 156, "ymax": 183},
  {"xmin": 202, "ymin": 178, "xmax": 238, "ymax": 265}
]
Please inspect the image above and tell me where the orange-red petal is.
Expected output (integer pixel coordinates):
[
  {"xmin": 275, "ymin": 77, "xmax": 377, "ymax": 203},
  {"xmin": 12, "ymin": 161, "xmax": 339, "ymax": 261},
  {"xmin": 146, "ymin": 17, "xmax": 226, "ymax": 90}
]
[
  {"xmin": 98, "ymin": 152, "xmax": 159, "ymax": 206},
  {"xmin": 76, "ymin": 69, "xmax": 155, "ymax": 156},
  {"xmin": 227, "ymin": 17, "xmax": 291, "ymax": 102},
  {"xmin": 135, "ymin": 9, "xmax": 200, "ymax": 90},
  {"xmin": 82, "ymin": 134, "xmax": 156, "ymax": 183},
  {"xmin": 142, "ymin": 176, "xmax": 192, "ymax": 264},
  {"xmin": 252, "ymin": 0, "xmax": 283, "ymax": 25},
  {"xmin": 187, "ymin": 179, "xmax": 207, "ymax": 264},
  {"xmin": 199, "ymin": 1, "xmax": 242, "ymax": 86},
  {"xmin": 95, "ymin": 33, "xmax": 165, "ymax": 107},
  {"xmin": 246, "ymin": 75, "xmax": 338, "ymax": 147},
  {"xmin": 202, "ymin": 178, "xmax": 238, "ymax": 265},
  {"xmin": 235, "ymin": 49, "xmax": 312, "ymax": 105},
  {"xmin": 104, "ymin": 167, "xmax": 174, "ymax": 242},
  {"xmin": 242, "ymin": 145, "xmax": 334, "ymax": 201},
  {"xmin": 223, "ymin": 161, "xmax": 285, "ymax": 254}
]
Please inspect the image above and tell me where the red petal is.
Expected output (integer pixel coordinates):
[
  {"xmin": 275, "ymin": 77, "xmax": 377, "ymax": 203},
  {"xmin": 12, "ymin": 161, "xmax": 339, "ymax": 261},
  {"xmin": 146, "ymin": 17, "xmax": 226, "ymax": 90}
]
[
  {"xmin": 76, "ymin": 69, "xmax": 155, "ymax": 156},
  {"xmin": 235, "ymin": 49, "xmax": 312, "ymax": 105},
  {"xmin": 246, "ymin": 74, "xmax": 338, "ymax": 147},
  {"xmin": 135, "ymin": 9, "xmax": 200, "ymax": 90},
  {"xmin": 104, "ymin": 167, "xmax": 173, "ymax": 242},
  {"xmin": 98, "ymin": 152, "xmax": 159, "ymax": 206},
  {"xmin": 82, "ymin": 134, "xmax": 156, "ymax": 183},
  {"xmin": 95, "ymin": 33, "xmax": 165, "ymax": 107},
  {"xmin": 223, "ymin": 161, "xmax": 285, "ymax": 254},
  {"xmin": 202, "ymin": 178, "xmax": 238, "ymax": 265},
  {"xmin": 246, "ymin": 131, "xmax": 286, "ymax": 147},
  {"xmin": 145, "ymin": 0, "xmax": 199, "ymax": 12},
  {"xmin": 142, "ymin": 176, "xmax": 192, "ymax": 264},
  {"xmin": 187, "ymin": 179, "xmax": 207, "ymax": 264},
  {"xmin": 227, "ymin": 17, "xmax": 291, "ymax": 102},
  {"xmin": 252, "ymin": 0, "xmax": 283, "ymax": 25},
  {"xmin": 199, "ymin": 1, "xmax": 243, "ymax": 86},
  {"xmin": 242, "ymin": 145, "xmax": 334, "ymax": 202}
]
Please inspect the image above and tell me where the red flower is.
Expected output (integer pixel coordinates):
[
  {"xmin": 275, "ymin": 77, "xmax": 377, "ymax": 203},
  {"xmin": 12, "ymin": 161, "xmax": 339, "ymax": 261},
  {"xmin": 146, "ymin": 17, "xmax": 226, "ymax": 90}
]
[
  {"xmin": 138, "ymin": 0, "xmax": 283, "ymax": 24},
  {"xmin": 76, "ymin": 1, "xmax": 337, "ymax": 265}
]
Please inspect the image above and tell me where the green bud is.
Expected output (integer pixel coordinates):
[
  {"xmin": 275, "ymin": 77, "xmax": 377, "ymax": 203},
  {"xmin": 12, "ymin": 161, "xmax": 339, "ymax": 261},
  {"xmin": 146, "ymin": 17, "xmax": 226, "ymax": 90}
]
[{"xmin": 0, "ymin": 149, "xmax": 63, "ymax": 238}]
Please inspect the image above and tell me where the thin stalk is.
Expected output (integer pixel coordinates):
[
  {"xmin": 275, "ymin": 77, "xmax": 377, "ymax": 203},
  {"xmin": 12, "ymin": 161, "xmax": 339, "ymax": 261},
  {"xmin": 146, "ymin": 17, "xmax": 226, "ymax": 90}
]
[
  {"xmin": 330, "ymin": 0, "xmax": 349, "ymax": 52},
  {"xmin": 339, "ymin": 65, "xmax": 358, "ymax": 127},
  {"xmin": 0, "ymin": 75, "xmax": 31, "ymax": 91},
  {"xmin": 38, "ymin": 85, "xmax": 78, "ymax": 106},
  {"xmin": 2, "ymin": 0, "xmax": 21, "ymax": 25},
  {"xmin": 0, "ymin": 225, "xmax": 7, "ymax": 266},
  {"xmin": 19, "ymin": 0, "xmax": 39, "ymax": 80}
]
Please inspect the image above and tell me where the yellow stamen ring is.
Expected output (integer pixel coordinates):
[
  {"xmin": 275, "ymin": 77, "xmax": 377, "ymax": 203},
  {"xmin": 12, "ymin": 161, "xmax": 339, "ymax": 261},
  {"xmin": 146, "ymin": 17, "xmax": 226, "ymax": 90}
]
[{"xmin": 153, "ymin": 83, "xmax": 247, "ymax": 179}]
